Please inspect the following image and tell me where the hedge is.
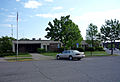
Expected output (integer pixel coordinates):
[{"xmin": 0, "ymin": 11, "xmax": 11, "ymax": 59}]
[
  {"xmin": 37, "ymin": 48, "xmax": 46, "ymax": 53},
  {"xmin": 0, "ymin": 52, "xmax": 16, "ymax": 57}
]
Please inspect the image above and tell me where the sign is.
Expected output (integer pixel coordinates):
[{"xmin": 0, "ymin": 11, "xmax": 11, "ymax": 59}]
[
  {"xmin": 76, "ymin": 43, "xmax": 79, "ymax": 48},
  {"xmin": 58, "ymin": 44, "xmax": 60, "ymax": 48}
]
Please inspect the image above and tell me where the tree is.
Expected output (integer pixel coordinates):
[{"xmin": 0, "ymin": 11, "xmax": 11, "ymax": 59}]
[
  {"xmin": 20, "ymin": 38, "xmax": 29, "ymax": 40},
  {"xmin": 0, "ymin": 36, "xmax": 15, "ymax": 53},
  {"xmin": 100, "ymin": 19, "xmax": 120, "ymax": 55},
  {"xmin": 86, "ymin": 23, "xmax": 98, "ymax": 56},
  {"xmin": 86, "ymin": 23, "xmax": 98, "ymax": 47},
  {"xmin": 45, "ymin": 15, "xmax": 83, "ymax": 49}
]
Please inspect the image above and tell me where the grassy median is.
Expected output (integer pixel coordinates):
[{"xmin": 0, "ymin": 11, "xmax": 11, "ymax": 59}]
[
  {"xmin": 5, "ymin": 58, "xmax": 33, "ymax": 62},
  {"xmin": 4, "ymin": 53, "xmax": 32, "ymax": 62},
  {"xmin": 5, "ymin": 53, "xmax": 32, "ymax": 57},
  {"xmin": 41, "ymin": 51, "xmax": 112, "ymax": 57},
  {"xmin": 85, "ymin": 51, "xmax": 111, "ymax": 57}
]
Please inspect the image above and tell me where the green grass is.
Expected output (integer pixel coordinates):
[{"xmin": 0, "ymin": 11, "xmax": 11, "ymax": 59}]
[
  {"xmin": 5, "ymin": 58, "xmax": 33, "ymax": 62},
  {"xmin": 41, "ymin": 51, "xmax": 112, "ymax": 57},
  {"xmin": 5, "ymin": 53, "xmax": 32, "ymax": 57},
  {"xmin": 85, "ymin": 51, "xmax": 111, "ymax": 57}
]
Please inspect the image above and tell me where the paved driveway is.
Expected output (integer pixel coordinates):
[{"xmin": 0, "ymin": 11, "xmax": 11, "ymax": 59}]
[
  {"xmin": 0, "ymin": 56, "xmax": 120, "ymax": 82},
  {"xmin": 30, "ymin": 53, "xmax": 54, "ymax": 60}
]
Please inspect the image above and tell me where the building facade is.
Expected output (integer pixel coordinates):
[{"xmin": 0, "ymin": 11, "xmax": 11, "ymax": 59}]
[
  {"xmin": 103, "ymin": 42, "xmax": 120, "ymax": 49},
  {"xmin": 12, "ymin": 40, "xmax": 61, "ymax": 53}
]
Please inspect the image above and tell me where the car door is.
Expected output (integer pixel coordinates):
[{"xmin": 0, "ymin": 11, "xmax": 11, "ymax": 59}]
[
  {"xmin": 63, "ymin": 50, "xmax": 68, "ymax": 58},
  {"xmin": 66, "ymin": 50, "xmax": 70, "ymax": 58},
  {"xmin": 61, "ymin": 50, "xmax": 67, "ymax": 58}
]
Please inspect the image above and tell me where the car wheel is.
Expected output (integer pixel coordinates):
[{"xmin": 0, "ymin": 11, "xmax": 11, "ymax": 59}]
[
  {"xmin": 57, "ymin": 55, "xmax": 60, "ymax": 60},
  {"xmin": 69, "ymin": 56, "xmax": 73, "ymax": 60}
]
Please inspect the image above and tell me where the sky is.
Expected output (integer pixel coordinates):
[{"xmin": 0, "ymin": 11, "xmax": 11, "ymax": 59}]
[{"xmin": 0, "ymin": 0, "xmax": 120, "ymax": 40}]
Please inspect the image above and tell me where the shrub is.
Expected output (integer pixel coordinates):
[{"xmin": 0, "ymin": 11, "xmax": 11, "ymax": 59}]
[
  {"xmin": 37, "ymin": 48, "xmax": 45, "ymax": 53},
  {"xmin": 0, "ymin": 52, "xmax": 16, "ymax": 57},
  {"xmin": 77, "ymin": 47, "xmax": 85, "ymax": 52},
  {"xmin": 72, "ymin": 47, "xmax": 84, "ymax": 52},
  {"xmin": 95, "ymin": 46, "xmax": 104, "ymax": 51},
  {"xmin": 85, "ymin": 47, "xmax": 95, "ymax": 51},
  {"xmin": 58, "ymin": 47, "xmax": 64, "ymax": 53}
]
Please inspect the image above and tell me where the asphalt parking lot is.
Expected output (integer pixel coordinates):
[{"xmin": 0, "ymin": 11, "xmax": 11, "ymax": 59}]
[{"xmin": 0, "ymin": 56, "xmax": 120, "ymax": 82}]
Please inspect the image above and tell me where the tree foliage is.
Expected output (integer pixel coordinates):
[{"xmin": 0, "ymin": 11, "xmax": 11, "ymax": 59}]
[
  {"xmin": 0, "ymin": 36, "xmax": 15, "ymax": 53},
  {"xmin": 100, "ymin": 19, "xmax": 120, "ymax": 55},
  {"xmin": 20, "ymin": 38, "xmax": 30, "ymax": 40},
  {"xmin": 86, "ymin": 23, "xmax": 98, "ymax": 47},
  {"xmin": 45, "ymin": 15, "xmax": 83, "ymax": 49},
  {"xmin": 101, "ymin": 19, "xmax": 120, "ymax": 41}
]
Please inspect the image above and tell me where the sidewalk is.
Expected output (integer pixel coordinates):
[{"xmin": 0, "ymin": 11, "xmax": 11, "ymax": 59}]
[
  {"xmin": 0, "ymin": 58, "xmax": 7, "ymax": 62},
  {"xmin": 0, "ymin": 53, "xmax": 54, "ymax": 62},
  {"xmin": 29, "ymin": 53, "xmax": 54, "ymax": 60},
  {"xmin": 104, "ymin": 48, "xmax": 120, "ymax": 55}
]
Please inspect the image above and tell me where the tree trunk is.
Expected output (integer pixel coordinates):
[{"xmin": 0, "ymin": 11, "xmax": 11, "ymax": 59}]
[
  {"xmin": 114, "ymin": 39, "xmax": 115, "ymax": 50},
  {"xmin": 111, "ymin": 40, "xmax": 113, "ymax": 55},
  {"xmin": 63, "ymin": 44, "xmax": 66, "ymax": 50},
  {"xmin": 91, "ymin": 39, "xmax": 93, "ymax": 56}
]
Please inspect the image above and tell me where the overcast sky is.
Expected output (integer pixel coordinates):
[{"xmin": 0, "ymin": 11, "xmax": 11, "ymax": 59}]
[{"xmin": 0, "ymin": 0, "xmax": 120, "ymax": 40}]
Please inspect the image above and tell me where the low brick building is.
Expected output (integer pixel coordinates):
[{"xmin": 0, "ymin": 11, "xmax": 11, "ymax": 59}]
[{"xmin": 12, "ymin": 40, "xmax": 61, "ymax": 53}]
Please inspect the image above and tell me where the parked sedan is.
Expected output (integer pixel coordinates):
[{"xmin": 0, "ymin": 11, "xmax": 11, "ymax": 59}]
[{"xmin": 56, "ymin": 50, "xmax": 85, "ymax": 60}]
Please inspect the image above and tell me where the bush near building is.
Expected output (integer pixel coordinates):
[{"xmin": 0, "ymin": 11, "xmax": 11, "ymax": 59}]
[
  {"xmin": 72, "ymin": 47, "xmax": 85, "ymax": 52},
  {"xmin": 95, "ymin": 46, "xmax": 104, "ymax": 51},
  {"xmin": 37, "ymin": 48, "xmax": 46, "ymax": 53},
  {"xmin": 85, "ymin": 47, "xmax": 95, "ymax": 51},
  {"xmin": 0, "ymin": 52, "xmax": 16, "ymax": 57},
  {"xmin": 0, "ymin": 36, "xmax": 15, "ymax": 57}
]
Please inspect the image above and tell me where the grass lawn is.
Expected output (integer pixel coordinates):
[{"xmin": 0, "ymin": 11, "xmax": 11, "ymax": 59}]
[
  {"xmin": 85, "ymin": 51, "xmax": 111, "ymax": 57},
  {"xmin": 5, "ymin": 53, "xmax": 32, "ymax": 57},
  {"xmin": 5, "ymin": 58, "xmax": 33, "ymax": 62},
  {"xmin": 41, "ymin": 51, "xmax": 112, "ymax": 57}
]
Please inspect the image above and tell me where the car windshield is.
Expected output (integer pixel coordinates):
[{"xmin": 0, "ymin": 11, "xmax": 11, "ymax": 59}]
[
  {"xmin": 62, "ymin": 50, "xmax": 70, "ymax": 53},
  {"xmin": 73, "ymin": 50, "xmax": 80, "ymax": 53},
  {"xmin": 62, "ymin": 50, "xmax": 67, "ymax": 53}
]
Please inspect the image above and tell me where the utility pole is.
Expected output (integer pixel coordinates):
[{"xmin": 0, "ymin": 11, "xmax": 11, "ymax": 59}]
[
  {"xmin": 11, "ymin": 24, "xmax": 13, "ymax": 38},
  {"xmin": 16, "ymin": 12, "xmax": 19, "ymax": 60}
]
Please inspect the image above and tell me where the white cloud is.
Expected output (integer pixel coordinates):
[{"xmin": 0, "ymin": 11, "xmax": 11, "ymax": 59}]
[
  {"xmin": 24, "ymin": 0, "xmax": 42, "ymax": 9},
  {"xmin": 36, "ymin": 12, "xmax": 68, "ymax": 18},
  {"xmin": 16, "ymin": 0, "xmax": 20, "ymax": 2},
  {"xmin": 53, "ymin": 6, "xmax": 63, "ymax": 10},
  {"xmin": 0, "ymin": 24, "xmax": 11, "ymax": 27},
  {"xmin": 36, "ymin": 9, "xmax": 120, "ymax": 39},
  {"xmin": 44, "ymin": 0, "xmax": 53, "ymax": 2},
  {"xmin": 69, "ymin": 8, "xmax": 74, "ymax": 11},
  {"xmin": 70, "ymin": 9, "xmax": 120, "ymax": 39},
  {"xmin": 8, "ymin": 15, "xmax": 16, "ymax": 18},
  {"xmin": 0, "ymin": 8, "xmax": 8, "ymax": 11}
]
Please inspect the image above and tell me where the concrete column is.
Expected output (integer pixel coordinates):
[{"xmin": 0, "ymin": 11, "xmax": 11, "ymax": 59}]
[
  {"xmin": 46, "ymin": 45, "xmax": 47, "ymax": 51},
  {"xmin": 12, "ymin": 44, "xmax": 15, "ymax": 52},
  {"xmin": 41, "ymin": 44, "xmax": 43, "ymax": 48}
]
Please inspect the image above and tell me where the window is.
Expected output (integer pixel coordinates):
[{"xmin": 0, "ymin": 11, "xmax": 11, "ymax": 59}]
[
  {"xmin": 43, "ymin": 45, "xmax": 46, "ymax": 49},
  {"xmin": 62, "ymin": 50, "xmax": 67, "ymax": 53},
  {"xmin": 67, "ymin": 51, "xmax": 70, "ymax": 53}
]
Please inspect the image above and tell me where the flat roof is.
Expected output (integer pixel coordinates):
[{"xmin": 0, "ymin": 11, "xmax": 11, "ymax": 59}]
[{"xmin": 12, "ymin": 40, "xmax": 61, "ymax": 44}]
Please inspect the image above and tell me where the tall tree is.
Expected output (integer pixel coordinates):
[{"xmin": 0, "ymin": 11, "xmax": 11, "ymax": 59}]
[
  {"xmin": 45, "ymin": 15, "xmax": 83, "ymax": 49},
  {"xmin": 100, "ymin": 19, "xmax": 120, "ymax": 55},
  {"xmin": 86, "ymin": 23, "xmax": 98, "ymax": 48},
  {"xmin": 86, "ymin": 23, "xmax": 98, "ymax": 56}
]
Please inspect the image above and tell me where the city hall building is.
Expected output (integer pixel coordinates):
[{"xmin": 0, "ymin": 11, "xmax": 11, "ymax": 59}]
[{"xmin": 12, "ymin": 40, "xmax": 62, "ymax": 53}]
